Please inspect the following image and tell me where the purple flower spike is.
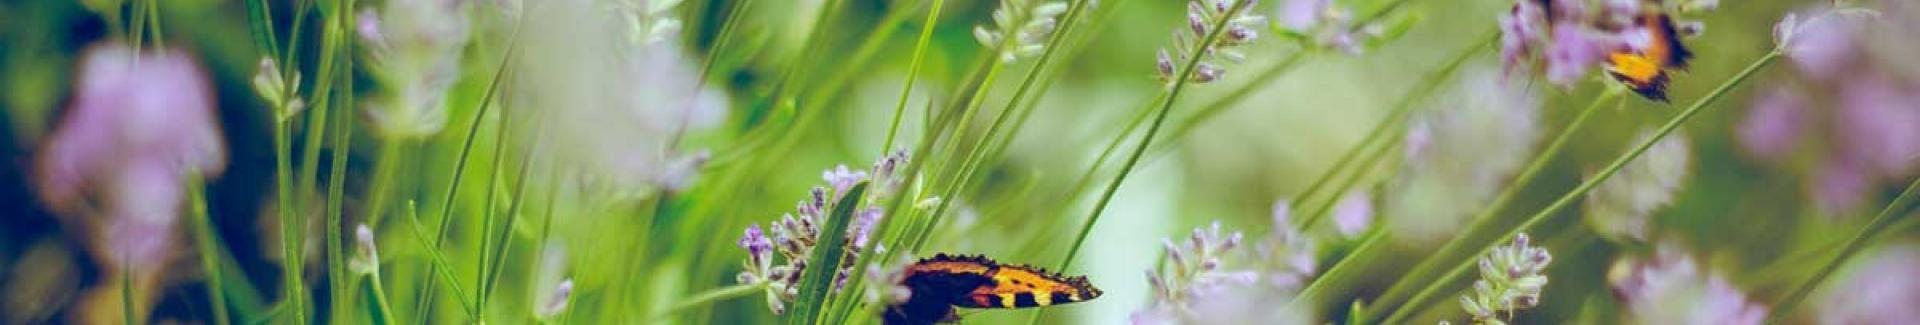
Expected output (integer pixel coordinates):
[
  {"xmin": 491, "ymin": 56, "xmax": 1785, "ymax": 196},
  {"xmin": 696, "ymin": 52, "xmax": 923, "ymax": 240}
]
[{"xmin": 1543, "ymin": 24, "xmax": 1607, "ymax": 88}]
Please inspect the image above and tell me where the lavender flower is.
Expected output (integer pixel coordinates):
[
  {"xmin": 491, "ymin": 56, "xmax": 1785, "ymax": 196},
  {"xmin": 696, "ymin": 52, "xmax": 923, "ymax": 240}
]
[
  {"xmin": 1816, "ymin": 244, "xmax": 1920, "ymax": 324},
  {"xmin": 1748, "ymin": 4, "xmax": 1918, "ymax": 215},
  {"xmin": 1543, "ymin": 24, "xmax": 1609, "ymax": 87},
  {"xmin": 250, "ymin": 58, "xmax": 304, "ymax": 122},
  {"xmin": 349, "ymin": 224, "xmax": 380, "ymax": 274},
  {"xmin": 1330, "ymin": 191, "xmax": 1374, "ymax": 238},
  {"xmin": 735, "ymin": 153, "xmax": 911, "ymax": 315},
  {"xmin": 537, "ymin": 278, "xmax": 573, "ymax": 320},
  {"xmin": 1609, "ymin": 245, "xmax": 1765, "ymax": 325},
  {"xmin": 1736, "ymin": 86, "xmax": 1806, "ymax": 160},
  {"xmin": 863, "ymin": 252, "xmax": 915, "ymax": 305},
  {"xmin": 523, "ymin": 0, "xmax": 727, "ymax": 195},
  {"xmin": 823, "ymin": 164, "xmax": 869, "ymax": 199},
  {"xmin": 1585, "ymin": 129, "xmax": 1691, "ymax": 242},
  {"xmin": 1132, "ymin": 221, "xmax": 1261, "ymax": 324},
  {"xmin": 358, "ymin": 0, "xmax": 471, "ymax": 139},
  {"xmin": 1155, "ymin": 0, "xmax": 1265, "ymax": 84},
  {"xmin": 1456, "ymin": 233, "xmax": 1551, "ymax": 325},
  {"xmin": 1262, "ymin": 200, "xmax": 1318, "ymax": 291},
  {"xmin": 35, "ymin": 42, "xmax": 226, "ymax": 325},
  {"xmin": 1498, "ymin": 0, "xmax": 1716, "ymax": 88},
  {"xmin": 975, "ymin": 0, "xmax": 1070, "ymax": 63},
  {"xmin": 1388, "ymin": 69, "xmax": 1541, "ymax": 245},
  {"xmin": 1275, "ymin": 0, "xmax": 1378, "ymax": 54}
]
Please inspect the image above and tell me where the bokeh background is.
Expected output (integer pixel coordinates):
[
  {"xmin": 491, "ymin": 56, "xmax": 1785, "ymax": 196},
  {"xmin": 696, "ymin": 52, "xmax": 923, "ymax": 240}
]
[{"xmin": 1, "ymin": 0, "xmax": 1916, "ymax": 323}]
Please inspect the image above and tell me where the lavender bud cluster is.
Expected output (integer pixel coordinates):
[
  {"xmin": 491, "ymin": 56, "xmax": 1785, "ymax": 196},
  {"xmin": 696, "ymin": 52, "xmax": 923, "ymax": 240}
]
[
  {"xmin": 734, "ymin": 152, "xmax": 910, "ymax": 315},
  {"xmin": 1457, "ymin": 233, "xmax": 1552, "ymax": 325},
  {"xmin": 1132, "ymin": 221, "xmax": 1259, "ymax": 324},
  {"xmin": 1156, "ymin": 0, "xmax": 1266, "ymax": 84},
  {"xmin": 974, "ymin": 0, "xmax": 1072, "ymax": 63}
]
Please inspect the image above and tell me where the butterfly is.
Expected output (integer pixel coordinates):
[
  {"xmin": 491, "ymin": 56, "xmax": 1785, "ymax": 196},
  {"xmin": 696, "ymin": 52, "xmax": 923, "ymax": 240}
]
[
  {"xmin": 883, "ymin": 253, "xmax": 1103, "ymax": 325},
  {"xmin": 1605, "ymin": 11, "xmax": 1694, "ymax": 102}
]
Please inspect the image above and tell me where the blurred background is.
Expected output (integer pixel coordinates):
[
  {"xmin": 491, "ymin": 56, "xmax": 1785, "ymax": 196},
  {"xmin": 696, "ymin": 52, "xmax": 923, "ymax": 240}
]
[{"xmin": 1, "ymin": 0, "xmax": 1916, "ymax": 324}]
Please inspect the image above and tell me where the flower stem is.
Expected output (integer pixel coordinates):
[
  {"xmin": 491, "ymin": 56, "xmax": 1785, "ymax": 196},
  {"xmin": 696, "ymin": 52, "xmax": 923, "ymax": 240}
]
[
  {"xmin": 367, "ymin": 272, "xmax": 399, "ymax": 325},
  {"xmin": 188, "ymin": 174, "xmax": 231, "ymax": 325},
  {"xmin": 413, "ymin": 23, "xmax": 522, "ymax": 320},
  {"xmin": 1374, "ymin": 50, "xmax": 1782, "ymax": 324},
  {"xmin": 273, "ymin": 116, "xmax": 307, "ymax": 325},
  {"xmin": 1765, "ymin": 176, "xmax": 1920, "ymax": 324},
  {"xmin": 880, "ymin": 0, "xmax": 948, "ymax": 156},
  {"xmin": 650, "ymin": 284, "xmax": 767, "ymax": 321}
]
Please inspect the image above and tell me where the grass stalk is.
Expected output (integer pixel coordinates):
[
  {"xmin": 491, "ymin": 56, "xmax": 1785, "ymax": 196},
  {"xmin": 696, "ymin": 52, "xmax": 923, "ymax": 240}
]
[
  {"xmin": 1374, "ymin": 50, "xmax": 1782, "ymax": 324},
  {"xmin": 413, "ymin": 24, "xmax": 522, "ymax": 320},
  {"xmin": 1765, "ymin": 176, "xmax": 1920, "ymax": 324},
  {"xmin": 471, "ymin": 107, "xmax": 512, "ymax": 321},
  {"xmin": 879, "ymin": 0, "xmax": 948, "ymax": 155},
  {"xmin": 649, "ymin": 283, "xmax": 767, "ymax": 321},
  {"xmin": 400, "ymin": 201, "xmax": 479, "ymax": 317}
]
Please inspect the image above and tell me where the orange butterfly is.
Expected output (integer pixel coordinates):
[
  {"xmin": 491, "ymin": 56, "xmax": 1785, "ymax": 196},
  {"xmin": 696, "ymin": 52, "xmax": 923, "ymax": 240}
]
[
  {"xmin": 1606, "ymin": 12, "xmax": 1694, "ymax": 102},
  {"xmin": 884, "ymin": 254, "xmax": 1103, "ymax": 325}
]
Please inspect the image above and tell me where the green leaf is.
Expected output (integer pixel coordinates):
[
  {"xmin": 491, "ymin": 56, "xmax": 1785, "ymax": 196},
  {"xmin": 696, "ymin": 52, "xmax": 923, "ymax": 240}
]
[{"xmin": 787, "ymin": 182, "xmax": 869, "ymax": 325}]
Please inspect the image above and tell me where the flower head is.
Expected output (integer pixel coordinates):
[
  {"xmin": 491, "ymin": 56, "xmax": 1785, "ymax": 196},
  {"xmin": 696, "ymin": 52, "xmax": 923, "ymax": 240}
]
[
  {"xmin": 358, "ymin": 0, "xmax": 472, "ymax": 139},
  {"xmin": 736, "ymin": 153, "xmax": 911, "ymax": 315},
  {"xmin": 1456, "ymin": 233, "xmax": 1551, "ymax": 324},
  {"xmin": 1817, "ymin": 244, "xmax": 1920, "ymax": 324},
  {"xmin": 36, "ymin": 42, "xmax": 226, "ymax": 325},
  {"xmin": 1132, "ymin": 221, "xmax": 1261, "ymax": 324},
  {"xmin": 1331, "ymin": 191, "xmax": 1374, "ymax": 238},
  {"xmin": 1499, "ymin": 0, "xmax": 1715, "ymax": 89},
  {"xmin": 349, "ymin": 224, "xmax": 380, "ymax": 274},
  {"xmin": 1155, "ymin": 0, "xmax": 1265, "ymax": 84},
  {"xmin": 1749, "ymin": 3, "xmax": 1918, "ymax": 215},
  {"xmin": 1609, "ymin": 245, "xmax": 1765, "ymax": 325},
  {"xmin": 1586, "ymin": 129, "xmax": 1691, "ymax": 241},
  {"xmin": 975, "ymin": 0, "xmax": 1071, "ymax": 63},
  {"xmin": 1388, "ymin": 69, "xmax": 1541, "ymax": 244}
]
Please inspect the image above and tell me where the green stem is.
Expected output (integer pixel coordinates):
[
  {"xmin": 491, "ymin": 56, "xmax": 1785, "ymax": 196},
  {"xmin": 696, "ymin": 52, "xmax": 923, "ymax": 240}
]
[
  {"xmin": 244, "ymin": 0, "xmax": 280, "ymax": 60},
  {"xmin": 472, "ymin": 109, "xmax": 511, "ymax": 321},
  {"xmin": 1292, "ymin": 229, "xmax": 1387, "ymax": 309},
  {"xmin": 368, "ymin": 272, "xmax": 399, "ymax": 325},
  {"xmin": 880, "ymin": 0, "xmax": 947, "ymax": 155},
  {"xmin": 273, "ymin": 118, "xmax": 307, "ymax": 325},
  {"xmin": 123, "ymin": 252, "xmax": 136, "ymax": 324},
  {"xmin": 481, "ymin": 132, "xmax": 541, "ymax": 314},
  {"xmin": 1765, "ymin": 177, "xmax": 1920, "ymax": 324},
  {"xmin": 650, "ymin": 284, "xmax": 766, "ymax": 321},
  {"xmin": 188, "ymin": 174, "xmax": 231, "ymax": 325},
  {"xmin": 1374, "ymin": 50, "xmax": 1781, "ymax": 324},
  {"xmin": 401, "ymin": 201, "xmax": 479, "ymax": 317},
  {"xmin": 414, "ymin": 24, "xmax": 522, "ymax": 320},
  {"xmin": 328, "ymin": 0, "xmax": 357, "ymax": 317}
]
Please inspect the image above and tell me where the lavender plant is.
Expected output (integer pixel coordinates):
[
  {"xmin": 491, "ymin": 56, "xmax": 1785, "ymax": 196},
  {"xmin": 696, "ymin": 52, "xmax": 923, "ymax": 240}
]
[
  {"xmin": 1453, "ymin": 233, "xmax": 1551, "ymax": 325},
  {"xmin": 735, "ymin": 153, "xmax": 908, "ymax": 315}
]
